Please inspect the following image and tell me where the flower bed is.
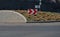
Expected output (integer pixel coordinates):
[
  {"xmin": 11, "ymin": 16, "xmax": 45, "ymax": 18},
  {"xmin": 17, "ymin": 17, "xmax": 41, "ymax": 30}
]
[{"xmin": 16, "ymin": 10, "xmax": 60, "ymax": 22}]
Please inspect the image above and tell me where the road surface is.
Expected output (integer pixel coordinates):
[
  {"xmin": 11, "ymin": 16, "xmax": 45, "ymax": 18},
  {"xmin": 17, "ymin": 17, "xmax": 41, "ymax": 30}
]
[{"xmin": 0, "ymin": 23, "xmax": 60, "ymax": 37}]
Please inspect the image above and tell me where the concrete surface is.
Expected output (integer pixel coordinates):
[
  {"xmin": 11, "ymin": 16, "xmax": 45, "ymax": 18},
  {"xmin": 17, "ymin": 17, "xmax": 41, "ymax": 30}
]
[{"xmin": 0, "ymin": 10, "xmax": 27, "ymax": 23}]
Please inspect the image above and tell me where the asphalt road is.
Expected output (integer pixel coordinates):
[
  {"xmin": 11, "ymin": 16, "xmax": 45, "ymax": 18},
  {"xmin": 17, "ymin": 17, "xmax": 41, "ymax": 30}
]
[{"xmin": 0, "ymin": 23, "xmax": 60, "ymax": 37}]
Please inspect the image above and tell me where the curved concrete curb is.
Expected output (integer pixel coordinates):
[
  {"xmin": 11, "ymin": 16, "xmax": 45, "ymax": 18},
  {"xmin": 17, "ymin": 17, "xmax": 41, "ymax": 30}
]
[
  {"xmin": 27, "ymin": 20, "xmax": 60, "ymax": 23},
  {"xmin": 0, "ymin": 10, "xmax": 27, "ymax": 23}
]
